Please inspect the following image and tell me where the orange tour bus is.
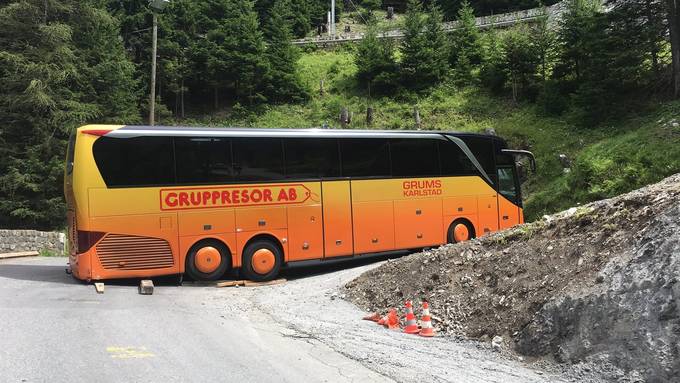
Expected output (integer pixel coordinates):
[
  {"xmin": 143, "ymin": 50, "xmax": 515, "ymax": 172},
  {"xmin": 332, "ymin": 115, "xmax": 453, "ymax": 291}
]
[{"xmin": 64, "ymin": 125, "xmax": 534, "ymax": 282}]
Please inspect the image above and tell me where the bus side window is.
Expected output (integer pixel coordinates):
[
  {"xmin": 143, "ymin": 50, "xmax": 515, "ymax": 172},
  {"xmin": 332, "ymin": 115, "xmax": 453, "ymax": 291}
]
[
  {"xmin": 340, "ymin": 138, "xmax": 390, "ymax": 177},
  {"xmin": 232, "ymin": 138, "xmax": 285, "ymax": 182},
  {"xmin": 438, "ymin": 141, "xmax": 478, "ymax": 176},
  {"xmin": 175, "ymin": 137, "xmax": 233, "ymax": 184},
  {"xmin": 390, "ymin": 139, "xmax": 439, "ymax": 177},
  {"xmin": 93, "ymin": 136, "xmax": 174, "ymax": 187},
  {"xmin": 459, "ymin": 136, "xmax": 496, "ymax": 185},
  {"xmin": 284, "ymin": 138, "xmax": 340, "ymax": 179}
]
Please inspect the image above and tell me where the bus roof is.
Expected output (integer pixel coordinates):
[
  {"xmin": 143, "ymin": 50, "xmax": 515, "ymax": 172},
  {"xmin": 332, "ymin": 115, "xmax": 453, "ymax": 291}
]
[{"xmin": 95, "ymin": 125, "xmax": 506, "ymax": 145}]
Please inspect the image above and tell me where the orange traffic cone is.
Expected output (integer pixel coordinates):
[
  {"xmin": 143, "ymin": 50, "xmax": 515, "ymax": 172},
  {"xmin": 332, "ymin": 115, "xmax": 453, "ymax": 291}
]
[
  {"xmin": 403, "ymin": 300, "xmax": 420, "ymax": 334},
  {"xmin": 386, "ymin": 308, "xmax": 400, "ymax": 330},
  {"xmin": 363, "ymin": 312, "xmax": 381, "ymax": 322},
  {"xmin": 418, "ymin": 301, "xmax": 435, "ymax": 337}
]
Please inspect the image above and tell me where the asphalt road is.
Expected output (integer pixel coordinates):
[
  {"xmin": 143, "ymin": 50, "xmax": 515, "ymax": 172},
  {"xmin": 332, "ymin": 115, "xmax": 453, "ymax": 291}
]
[
  {"xmin": 0, "ymin": 256, "xmax": 602, "ymax": 383},
  {"xmin": 0, "ymin": 256, "xmax": 389, "ymax": 383}
]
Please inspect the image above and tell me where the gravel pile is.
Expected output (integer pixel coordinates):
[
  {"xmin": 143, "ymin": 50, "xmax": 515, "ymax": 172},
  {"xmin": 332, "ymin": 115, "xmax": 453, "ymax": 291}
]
[{"xmin": 345, "ymin": 173, "xmax": 680, "ymax": 382}]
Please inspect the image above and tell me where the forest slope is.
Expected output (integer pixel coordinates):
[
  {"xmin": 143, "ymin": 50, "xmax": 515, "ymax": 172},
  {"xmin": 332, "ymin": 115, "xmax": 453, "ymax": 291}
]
[{"xmin": 185, "ymin": 50, "xmax": 680, "ymax": 221}]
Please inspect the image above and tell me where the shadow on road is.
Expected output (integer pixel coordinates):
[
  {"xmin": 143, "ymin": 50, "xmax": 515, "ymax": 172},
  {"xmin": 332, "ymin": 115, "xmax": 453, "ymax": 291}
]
[
  {"xmin": 0, "ymin": 250, "xmax": 414, "ymax": 287},
  {"xmin": 280, "ymin": 250, "xmax": 409, "ymax": 281},
  {"xmin": 0, "ymin": 262, "xmax": 81, "ymax": 285}
]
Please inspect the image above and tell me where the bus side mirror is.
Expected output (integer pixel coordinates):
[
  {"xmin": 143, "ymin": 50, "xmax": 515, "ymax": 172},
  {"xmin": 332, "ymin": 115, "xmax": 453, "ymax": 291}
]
[{"xmin": 502, "ymin": 149, "xmax": 536, "ymax": 173}]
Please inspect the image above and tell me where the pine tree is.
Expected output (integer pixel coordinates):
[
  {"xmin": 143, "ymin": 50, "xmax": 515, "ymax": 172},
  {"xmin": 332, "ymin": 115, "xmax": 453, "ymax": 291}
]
[
  {"xmin": 203, "ymin": 0, "xmax": 269, "ymax": 106},
  {"xmin": 572, "ymin": 1, "xmax": 651, "ymax": 123},
  {"xmin": 400, "ymin": 0, "xmax": 427, "ymax": 88},
  {"xmin": 355, "ymin": 24, "xmax": 399, "ymax": 94},
  {"xmin": 501, "ymin": 24, "xmax": 539, "ymax": 102},
  {"xmin": 400, "ymin": 0, "xmax": 448, "ymax": 90},
  {"xmin": 479, "ymin": 30, "xmax": 507, "ymax": 94},
  {"xmin": 162, "ymin": 1, "xmax": 200, "ymax": 118},
  {"xmin": 554, "ymin": 0, "xmax": 601, "ymax": 84},
  {"xmin": 533, "ymin": 10, "xmax": 555, "ymax": 82},
  {"xmin": 0, "ymin": 0, "xmax": 139, "ymax": 229},
  {"xmin": 288, "ymin": 0, "xmax": 312, "ymax": 38},
  {"xmin": 71, "ymin": 4, "xmax": 140, "ymax": 122},
  {"xmin": 450, "ymin": 0, "xmax": 482, "ymax": 83},
  {"xmin": 422, "ymin": 5, "xmax": 450, "ymax": 84},
  {"xmin": 227, "ymin": 0, "xmax": 269, "ymax": 104},
  {"xmin": 263, "ymin": 0, "xmax": 308, "ymax": 103}
]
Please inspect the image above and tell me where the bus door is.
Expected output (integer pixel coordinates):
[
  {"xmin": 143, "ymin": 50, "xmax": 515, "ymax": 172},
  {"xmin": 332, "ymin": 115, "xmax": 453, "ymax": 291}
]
[
  {"xmin": 497, "ymin": 166, "xmax": 521, "ymax": 229},
  {"xmin": 321, "ymin": 180, "xmax": 354, "ymax": 257}
]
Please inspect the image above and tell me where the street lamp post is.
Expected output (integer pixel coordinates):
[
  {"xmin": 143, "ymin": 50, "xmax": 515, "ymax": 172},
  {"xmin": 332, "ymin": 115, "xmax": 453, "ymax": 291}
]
[
  {"xmin": 331, "ymin": 0, "xmax": 335, "ymax": 38},
  {"xmin": 148, "ymin": 0, "xmax": 170, "ymax": 126}
]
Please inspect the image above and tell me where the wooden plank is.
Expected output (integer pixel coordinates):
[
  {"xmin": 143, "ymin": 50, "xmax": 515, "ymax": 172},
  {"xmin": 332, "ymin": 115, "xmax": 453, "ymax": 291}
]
[
  {"xmin": 0, "ymin": 251, "xmax": 40, "ymax": 259},
  {"xmin": 215, "ymin": 278, "xmax": 287, "ymax": 288},
  {"xmin": 215, "ymin": 280, "xmax": 246, "ymax": 288},
  {"xmin": 244, "ymin": 278, "xmax": 287, "ymax": 287}
]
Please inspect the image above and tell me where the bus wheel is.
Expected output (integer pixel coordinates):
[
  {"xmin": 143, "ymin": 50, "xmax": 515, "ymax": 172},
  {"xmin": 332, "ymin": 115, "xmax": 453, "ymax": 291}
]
[
  {"xmin": 185, "ymin": 240, "xmax": 231, "ymax": 281},
  {"xmin": 447, "ymin": 219, "xmax": 475, "ymax": 244},
  {"xmin": 241, "ymin": 239, "xmax": 282, "ymax": 282}
]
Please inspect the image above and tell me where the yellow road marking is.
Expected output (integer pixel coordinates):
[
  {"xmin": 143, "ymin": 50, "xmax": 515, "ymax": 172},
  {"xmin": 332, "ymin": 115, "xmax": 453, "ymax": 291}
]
[{"xmin": 106, "ymin": 346, "xmax": 155, "ymax": 359}]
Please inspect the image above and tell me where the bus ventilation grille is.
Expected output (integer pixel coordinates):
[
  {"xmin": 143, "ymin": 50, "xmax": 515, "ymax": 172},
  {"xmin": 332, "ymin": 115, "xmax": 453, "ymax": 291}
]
[{"xmin": 96, "ymin": 234, "xmax": 174, "ymax": 270}]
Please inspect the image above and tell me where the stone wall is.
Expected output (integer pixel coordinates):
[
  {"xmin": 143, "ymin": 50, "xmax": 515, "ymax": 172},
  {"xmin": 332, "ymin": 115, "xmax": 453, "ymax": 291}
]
[{"xmin": 0, "ymin": 230, "xmax": 66, "ymax": 255}]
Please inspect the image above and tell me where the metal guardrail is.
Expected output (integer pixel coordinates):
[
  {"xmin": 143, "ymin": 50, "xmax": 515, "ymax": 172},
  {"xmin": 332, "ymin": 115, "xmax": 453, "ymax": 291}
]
[{"xmin": 292, "ymin": 1, "xmax": 565, "ymax": 46}]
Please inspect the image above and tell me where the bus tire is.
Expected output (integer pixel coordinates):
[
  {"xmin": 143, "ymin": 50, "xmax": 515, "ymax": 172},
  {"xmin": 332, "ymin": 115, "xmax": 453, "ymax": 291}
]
[
  {"xmin": 185, "ymin": 239, "xmax": 231, "ymax": 281},
  {"xmin": 241, "ymin": 239, "xmax": 283, "ymax": 282},
  {"xmin": 447, "ymin": 219, "xmax": 476, "ymax": 244}
]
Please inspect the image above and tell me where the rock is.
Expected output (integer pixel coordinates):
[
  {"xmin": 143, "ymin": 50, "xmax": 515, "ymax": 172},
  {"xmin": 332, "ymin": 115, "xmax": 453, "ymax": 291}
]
[
  {"xmin": 558, "ymin": 154, "xmax": 572, "ymax": 168},
  {"xmin": 492, "ymin": 336, "xmax": 503, "ymax": 351}
]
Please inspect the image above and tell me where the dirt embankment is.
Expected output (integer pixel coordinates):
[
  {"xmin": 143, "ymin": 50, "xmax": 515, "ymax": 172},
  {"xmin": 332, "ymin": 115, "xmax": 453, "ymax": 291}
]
[{"xmin": 345, "ymin": 174, "xmax": 680, "ymax": 382}]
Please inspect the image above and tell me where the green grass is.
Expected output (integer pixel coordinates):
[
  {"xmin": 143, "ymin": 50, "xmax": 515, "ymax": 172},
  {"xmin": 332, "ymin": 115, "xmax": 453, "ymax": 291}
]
[
  {"xmin": 39, "ymin": 249, "xmax": 62, "ymax": 257},
  {"xmin": 176, "ymin": 50, "xmax": 680, "ymax": 221}
]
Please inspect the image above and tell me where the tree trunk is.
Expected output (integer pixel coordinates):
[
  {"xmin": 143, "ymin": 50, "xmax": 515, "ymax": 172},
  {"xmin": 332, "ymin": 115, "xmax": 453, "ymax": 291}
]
[
  {"xmin": 666, "ymin": 0, "xmax": 680, "ymax": 97},
  {"xmin": 180, "ymin": 78, "xmax": 185, "ymax": 119},
  {"xmin": 214, "ymin": 87, "xmax": 218, "ymax": 110},
  {"xmin": 646, "ymin": 0, "xmax": 659, "ymax": 76},
  {"xmin": 541, "ymin": 54, "xmax": 547, "ymax": 82},
  {"xmin": 366, "ymin": 107, "xmax": 374, "ymax": 126},
  {"xmin": 413, "ymin": 107, "xmax": 421, "ymax": 129},
  {"xmin": 340, "ymin": 107, "xmax": 349, "ymax": 128}
]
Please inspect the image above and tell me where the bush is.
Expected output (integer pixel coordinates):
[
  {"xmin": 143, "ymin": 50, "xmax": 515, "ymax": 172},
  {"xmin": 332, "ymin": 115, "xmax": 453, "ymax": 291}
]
[{"xmin": 537, "ymin": 81, "xmax": 568, "ymax": 116}]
